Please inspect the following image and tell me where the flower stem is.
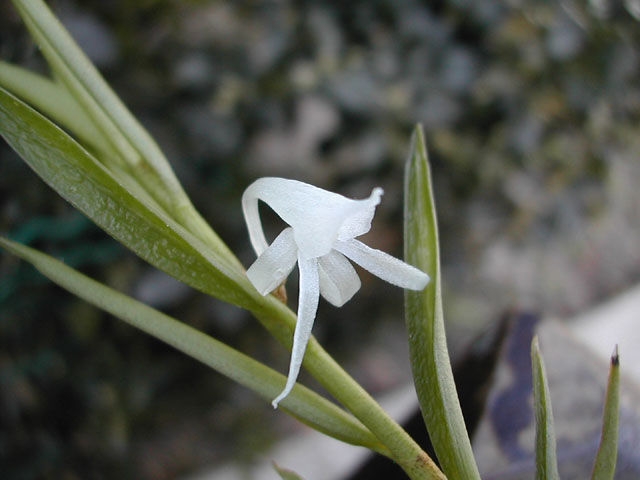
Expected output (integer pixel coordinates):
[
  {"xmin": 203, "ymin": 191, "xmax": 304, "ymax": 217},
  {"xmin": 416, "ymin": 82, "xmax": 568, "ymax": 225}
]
[
  {"xmin": 307, "ymin": 340, "xmax": 446, "ymax": 480},
  {"xmin": 252, "ymin": 297, "xmax": 446, "ymax": 480}
]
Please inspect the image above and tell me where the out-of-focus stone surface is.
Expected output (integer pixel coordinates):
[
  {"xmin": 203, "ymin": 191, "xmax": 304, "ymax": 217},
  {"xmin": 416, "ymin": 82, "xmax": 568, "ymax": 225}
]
[
  {"xmin": 568, "ymin": 283, "xmax": 640, "ymax": 385},
  {"xmin": 186, "ymin": 384, "xmax": 419, "ymax": 480},
  {"xmin": 473, "ymin": 318, "xmax": 640, "ymax": 479}
]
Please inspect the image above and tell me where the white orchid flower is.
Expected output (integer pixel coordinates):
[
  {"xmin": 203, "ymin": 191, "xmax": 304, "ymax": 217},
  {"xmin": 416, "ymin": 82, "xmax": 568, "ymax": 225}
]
[{"xmin": 242, "ymin": 177, "xmax": 430, "ymax": 408}]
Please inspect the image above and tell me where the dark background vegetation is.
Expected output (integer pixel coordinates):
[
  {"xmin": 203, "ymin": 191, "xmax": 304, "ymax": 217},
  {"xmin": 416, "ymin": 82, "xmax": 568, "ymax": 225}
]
[{"xmin": 1, "ymin": 0, "xmax": 639, "ymax": 478}]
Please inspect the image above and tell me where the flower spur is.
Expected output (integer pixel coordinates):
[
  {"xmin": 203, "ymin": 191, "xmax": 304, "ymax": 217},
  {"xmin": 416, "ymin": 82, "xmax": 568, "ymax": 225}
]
[{"xmin": 242, "ymin": 177, "xmax": 430, "ymax": 408}]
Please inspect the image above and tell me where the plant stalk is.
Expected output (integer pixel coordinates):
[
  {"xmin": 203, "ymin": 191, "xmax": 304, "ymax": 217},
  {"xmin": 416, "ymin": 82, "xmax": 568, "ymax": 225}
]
[{"xmin": 252, "ymin": 298, "xmax": 446, "ymax": 480}]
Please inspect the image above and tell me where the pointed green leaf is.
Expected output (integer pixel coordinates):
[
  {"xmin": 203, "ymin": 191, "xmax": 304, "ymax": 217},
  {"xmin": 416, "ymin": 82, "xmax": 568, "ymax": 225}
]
[
  {"xmin": 0, "ymin": 87, "xmax": 415, "ymax": 466},
  {"xmin": 0, "ymin": 86, "xmax": 252, "ymax": 309},
  {"xmin": 12, "ymin": 0, "xmax": 173, "ymax": 183},
  {"xmin": 531, "ymin": 336, "xmax": 560, "ymax": 480},
  {"xmin": 273, "ymin": 462, "xmax": 306, "ymax": 480},
  {"xmin": 0, "ymin": 61, "xmax": 114, "ymax": 155},
  {"xmin": 403, "ymin": 124, "xmax": 480, "ymax": 479},
  {"xmin": 10, "ymin": 0, "xmax": 239, "ymax": 265},
  {"xmin": 0, "ymin": 86, "xmax": 450, "ymax": 480},
  {"xmin": 0, "ymin": 237, "xmax": 388, "ymax": 456},
  {"xmin": 591, "ymin": 346, "xmax": 620, "ymax": 480},
  {"xmin": 0, "ymin": 63, "xmax": 171, "ymax": 224}
]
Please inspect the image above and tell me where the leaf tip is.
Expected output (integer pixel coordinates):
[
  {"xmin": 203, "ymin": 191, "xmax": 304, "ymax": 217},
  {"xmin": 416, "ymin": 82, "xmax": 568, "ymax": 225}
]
[
  {"xmin": 611, "ymin": 344, "xmax": 619, "ymax": 367},
  {"xmin": 405, "ymin": 124, "xmax": 430, "ymax": 191},
  {"xmin": 531, "ymin": 334, "xmax": 541, "ymax": 354},
  {"xmin": 410, "ymin": 123, "xmax": 427, "ymax": 156},
  {"xmin": 273, "ymin": 461, "xmax": 304, "ymax": 480}
]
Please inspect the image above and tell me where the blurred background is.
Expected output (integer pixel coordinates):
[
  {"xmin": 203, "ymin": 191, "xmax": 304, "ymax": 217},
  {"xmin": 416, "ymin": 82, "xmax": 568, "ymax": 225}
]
[{"xmin": 1, "ymin": 0, "xmax": 639, "ymax": 478}]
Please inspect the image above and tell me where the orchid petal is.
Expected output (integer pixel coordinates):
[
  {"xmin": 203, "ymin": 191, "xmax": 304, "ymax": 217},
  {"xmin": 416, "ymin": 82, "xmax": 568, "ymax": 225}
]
[
  {"xmin": 272, "ymin": 256, "xmax": 320, "ymax": 408},
  {"xmin": 318, "ymin": 251, "xmax": 361, "ymax": 307},
  {"xmin": 334, "ymin": 238, "xmax": 430, "ymax": 290},
  {"xmin": 242, "ymin": 178, "xmax": 383, "ymax": 260},
  {"xmin": 246, "ymin": 228, "xmax": 297, "ymax": 295},
  {"xmin": 337, "ymin": 187, "xmax": 383, "ymax": 241}
]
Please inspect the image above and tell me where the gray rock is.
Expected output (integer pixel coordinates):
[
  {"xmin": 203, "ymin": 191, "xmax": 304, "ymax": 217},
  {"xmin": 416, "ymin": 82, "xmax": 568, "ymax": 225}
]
[
  {"xmin": 173, "ymin": 54, "xmax": 216, "ymax": 91},
  {"xmin": 546, "ymin": 11, "xmax": 585, "ymax": 61},
  {"xmin": 439, "ymin": 47, "xmax": 479, "ymax": 94},
  {"xmin": 625, "ymin": 0, "xmax": 640, "ymax": 20},
  {"xmin": 247, "ymin": 95, "xmax": 339, "ymax": 181},
  {"xmin": 473, "ymin": 318, "xmax": 640, "ymax": 479},
  {"xmin": 327, "ymin": 69, "xmax": 382, "ymax": 115},
  {"xmin": 177, "ymin": 104, "xmax": 242, "ymax": 159},
  {"xmin": 133, "ymin": 268, "xmax": 191, "ymax": 309},
  {"xmin": 414, "ymin": 92, "xmax": 462, "ymax": 128},
  {"xmin": 60, "ymin": 8, "xmax": 118, "ymax": 68},
  {"xmin": 509, "ymin": 114, "xmax": 544, "ymax": 156}
]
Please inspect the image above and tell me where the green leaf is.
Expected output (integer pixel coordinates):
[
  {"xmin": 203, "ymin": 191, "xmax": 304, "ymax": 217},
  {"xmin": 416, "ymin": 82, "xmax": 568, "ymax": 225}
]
[
  {"xmin": 0, "ymin": 61, "xmax": 114, "ymax": 155},
  {"xmin": 0, "ymin": 63, "xmax": 174, "ymax": 231},
  {"xmin": 10, "ymin": 0, "xmax": 239, "ymax": 265},
  {"xmin": 531, "ymin": 336, "xmax": 560, "ymax": 480},
  {"xmin": 404, "ymin": 124, "xmax": 481, "ymax": 480},
  {"xmin": 0, "ymin": 237, "xmax": 388, "ymax": 456},
  {"xmin": 591, "ymin": 346, "xmax": 620, "ymax": 480},
  {"xmin": 0, "ymin": 86, "xmax": 447, "ymax": 479},
  {"xmin": 12, "ymin": 0, "xmax": 171, "ymax": 182},
  {"xmin": 0, "ymin": 86, "xmax": 252, "ymax": 309},
  {"xmin": 0, "ymin": 85, "xmax": 424, "ymax": 467},
  {"xmin": 273, "ymin": 462, "xmax": 306, "ymax": 480}
]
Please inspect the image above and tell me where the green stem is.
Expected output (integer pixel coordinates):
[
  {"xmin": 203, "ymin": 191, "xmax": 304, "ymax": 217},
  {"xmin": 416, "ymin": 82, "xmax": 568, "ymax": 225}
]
[
  {"xmin": 307, "ymin": 341, "xmax": 446, "ymax": 480},
  {"xmin": 0, "ymin": 237, "xmax": 389, "ymax": 457},
  {"xmin": 252, "ymin": 298, "xmax": 446, "ymax": 480}
]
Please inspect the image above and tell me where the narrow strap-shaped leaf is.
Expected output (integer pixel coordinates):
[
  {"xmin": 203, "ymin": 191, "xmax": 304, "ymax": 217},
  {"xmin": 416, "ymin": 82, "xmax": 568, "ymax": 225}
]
[
  {"xmin": 591, "ymin": 346, "xmax": 620, "ymax": 480},
  {"xmin": 0, "ymin": 63, "xmax": 170, "ymax": 220},
  {"xmin": 0, "ymin": 84, "xmax": 445, "ymax": 480},
  {"xmin": 273, "ymin": 462, "xmax": 306, "ymax": 480},
  {"xmin": 12, "ymin": 0, "xmax": 172, "ymax": 183},
  {"xmin": 11, "ymin": 0, "xmax": 240, "ymax": 266},
  {"xmin": 531, "ymin": 336, "xmax": 560, "ymax": 480},
  {"xmin": 0, "ymin": 86, "xmax": 251, "ymax": 309},
  {"xmin": 0, "ymin": 61, "xmax": 114, "ymax": 155},
  {"xmin": 404, "ymin": 124, "xmax": 481, "ymax": 479},
  {"xmin": 0, "ymin": 237, "xmax": 389, "ymax": 456}
]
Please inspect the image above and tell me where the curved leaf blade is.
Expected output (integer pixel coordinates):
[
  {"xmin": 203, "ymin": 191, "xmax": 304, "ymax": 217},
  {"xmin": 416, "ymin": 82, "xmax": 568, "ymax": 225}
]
[
  {"xmin": 0, "ymin": 86, "xmax": 251, "ymax": 309},
  {"xmin": 591, "ymin": 346, "xmax": 620, "ymax": 480},
  {"xmin": 0, "ymin": 84, "xmax": 449, "ymax": 478},
  {"xmin": 0, "ymin": 237, "xmax": 388, "ymax": 455},
  {"xmin": 12, "ymin": 0, "xmax": 174, "ymax": 185},
  {"xmin": 404, "ymin": 124, "xmax": 481, "ymax": 479},
  {"xmin": 11, "ymin": 0, "xmax": 240, "ymax": 265},
  {"xmin": 0, "ymin": 61, "xmax": 113, "ymax": 155},
  {"xmin": 531, "ymin": 336, "xmax": 560, "ymax": 480}
]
